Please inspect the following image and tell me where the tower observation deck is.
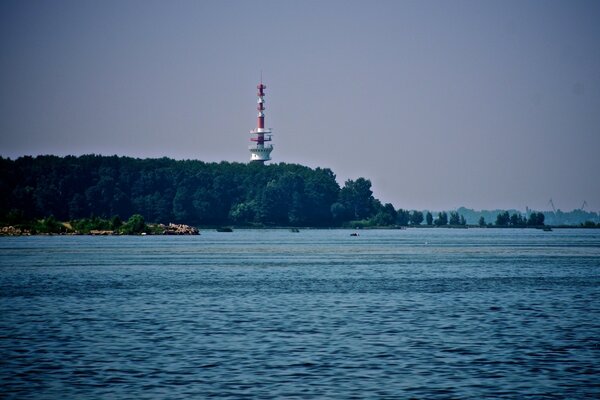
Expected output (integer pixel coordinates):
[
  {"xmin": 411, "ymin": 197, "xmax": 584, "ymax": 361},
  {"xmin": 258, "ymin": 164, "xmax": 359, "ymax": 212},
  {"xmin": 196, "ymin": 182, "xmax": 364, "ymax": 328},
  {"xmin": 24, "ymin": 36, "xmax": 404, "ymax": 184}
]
[{"xmin": 249, "ymin": 80, "xmax": 273, "ymax": 163}]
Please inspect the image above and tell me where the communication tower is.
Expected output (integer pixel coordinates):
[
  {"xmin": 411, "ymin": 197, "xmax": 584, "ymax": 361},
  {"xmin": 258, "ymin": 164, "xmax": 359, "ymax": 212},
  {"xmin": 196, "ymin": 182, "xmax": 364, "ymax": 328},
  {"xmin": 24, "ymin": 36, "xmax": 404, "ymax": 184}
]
[{"xmin": 249, "ymin": 79, "xmax": 273, "ymax": 163}]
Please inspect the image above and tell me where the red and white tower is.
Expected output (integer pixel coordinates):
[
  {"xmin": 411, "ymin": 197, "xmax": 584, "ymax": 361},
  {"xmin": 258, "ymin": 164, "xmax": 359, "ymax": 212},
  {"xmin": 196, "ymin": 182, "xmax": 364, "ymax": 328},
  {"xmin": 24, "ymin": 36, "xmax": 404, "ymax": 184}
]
[{"xmin": 249, "ymin": 79, "xmax": 273, "ymax": 162}]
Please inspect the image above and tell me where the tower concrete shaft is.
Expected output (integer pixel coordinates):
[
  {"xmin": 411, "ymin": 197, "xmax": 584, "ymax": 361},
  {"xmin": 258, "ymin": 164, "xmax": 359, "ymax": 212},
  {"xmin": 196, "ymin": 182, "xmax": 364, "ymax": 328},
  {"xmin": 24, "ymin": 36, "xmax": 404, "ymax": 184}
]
[{"xmin": 249, "ymin": 80, "xmax": 273, "ymax": 162}]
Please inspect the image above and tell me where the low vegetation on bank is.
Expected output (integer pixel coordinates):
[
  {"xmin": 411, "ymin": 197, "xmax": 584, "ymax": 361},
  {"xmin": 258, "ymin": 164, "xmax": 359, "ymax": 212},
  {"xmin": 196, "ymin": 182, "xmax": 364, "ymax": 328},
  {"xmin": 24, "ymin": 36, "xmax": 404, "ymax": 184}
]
[
  {"xmin": 2, "ymin": 211, "xmax": 598, "ymax": 236},
  {"xmin": 0, "ymin": 214, "xmax": 198, "ymax": 236}
]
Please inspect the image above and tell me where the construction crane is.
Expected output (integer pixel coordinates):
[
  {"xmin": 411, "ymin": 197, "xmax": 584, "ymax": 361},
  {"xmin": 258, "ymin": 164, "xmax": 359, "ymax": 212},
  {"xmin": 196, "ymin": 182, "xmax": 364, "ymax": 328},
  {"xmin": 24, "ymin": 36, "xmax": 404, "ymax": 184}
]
[
  {"xmin": 580, "ymin": 200, "xmax": 588, "ymax": 211},
  {"xmin": 548, "ymin": 198, "xmax": 557, "ymax": 213}
]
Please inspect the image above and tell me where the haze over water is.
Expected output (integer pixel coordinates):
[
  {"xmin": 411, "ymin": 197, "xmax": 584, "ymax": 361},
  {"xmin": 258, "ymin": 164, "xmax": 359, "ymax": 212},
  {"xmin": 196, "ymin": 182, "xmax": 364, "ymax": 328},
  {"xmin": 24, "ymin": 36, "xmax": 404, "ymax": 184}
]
[{"xmin": 1, "ymin": 229, "xmax": 599, "ymax": 398}]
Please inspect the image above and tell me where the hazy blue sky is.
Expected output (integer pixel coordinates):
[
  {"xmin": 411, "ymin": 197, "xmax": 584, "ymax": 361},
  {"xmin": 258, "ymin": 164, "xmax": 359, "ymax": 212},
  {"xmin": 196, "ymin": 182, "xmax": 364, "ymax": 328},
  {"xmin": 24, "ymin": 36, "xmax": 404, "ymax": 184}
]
[{"xmin": 1, "ymin": 0, "xmax": 599, "ymax": 211}]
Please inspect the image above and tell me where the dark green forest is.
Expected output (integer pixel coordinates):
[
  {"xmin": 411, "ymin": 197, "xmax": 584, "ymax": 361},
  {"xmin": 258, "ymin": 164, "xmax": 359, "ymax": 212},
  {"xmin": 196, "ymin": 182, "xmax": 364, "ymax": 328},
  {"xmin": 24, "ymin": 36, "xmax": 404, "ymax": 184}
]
[
  {"xmin": 0, "ymin": 155, "xmax": 399, "ymax": 227},
  {"xmin": 1, "ymin": 155, "xmax": 596, "ymax": 230}
]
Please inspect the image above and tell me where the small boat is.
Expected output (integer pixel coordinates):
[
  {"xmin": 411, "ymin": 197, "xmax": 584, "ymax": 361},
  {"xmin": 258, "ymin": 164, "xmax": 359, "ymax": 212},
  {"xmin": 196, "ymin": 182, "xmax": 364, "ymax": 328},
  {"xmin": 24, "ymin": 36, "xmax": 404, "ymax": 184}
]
[
  {"xmin": 290, "ymin": 228, "xmax": 300, "ymax": 233},
  {"xmin": 350, "ymin": 232, "xmax": 359, "ymax": 237},
  {"xmin": 543, "ymin": 226, "xmax": 552, "ymax": 232}
]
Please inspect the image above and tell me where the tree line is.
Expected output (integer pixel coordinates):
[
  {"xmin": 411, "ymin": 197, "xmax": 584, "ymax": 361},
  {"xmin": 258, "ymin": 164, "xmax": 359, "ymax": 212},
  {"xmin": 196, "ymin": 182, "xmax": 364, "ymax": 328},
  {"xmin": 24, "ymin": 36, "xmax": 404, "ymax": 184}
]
[
  {"xmin": 0, "ymin": 155, "xmax": 402, "ymax": 227},
  {"xmin": 0, "ymin": 155, "xmax": 580, "ymax": 229},
  {"xmin": 492, "ymin": 211, "xmax": 545, "ymax": 227}
]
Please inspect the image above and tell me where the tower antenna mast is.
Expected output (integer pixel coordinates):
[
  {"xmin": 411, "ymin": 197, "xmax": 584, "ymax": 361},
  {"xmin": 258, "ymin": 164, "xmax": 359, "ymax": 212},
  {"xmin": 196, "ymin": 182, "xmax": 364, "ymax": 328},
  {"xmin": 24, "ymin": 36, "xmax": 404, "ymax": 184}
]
[{"xmin": 248, "ymin": 76, "xmax": 274, "ymax": 163}]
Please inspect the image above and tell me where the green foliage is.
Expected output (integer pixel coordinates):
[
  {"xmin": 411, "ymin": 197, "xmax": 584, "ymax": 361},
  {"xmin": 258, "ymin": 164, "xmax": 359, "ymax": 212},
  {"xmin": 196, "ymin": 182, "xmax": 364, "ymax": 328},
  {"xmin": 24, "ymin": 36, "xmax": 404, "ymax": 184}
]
[
  {"xmin": 495, "ymin": 211, "xmax": 545, "ymax": 227},
  {"xmin": 410, "ymin": 211, "xmax": 424, "ymax": 226},
  {"xmin": 33, "ymin": 216, "xmax": 66, "ymax": 234},
  {"xmin": 71, "ymin": 216, "xmax": 112, "ymax": 233},
  {"xmin": 330, "ymin": 202, "xmax": 348, "ymax": 223},
  {"xmin": 447, "ymin": 211, "xmax": 467, "ymax": 226},
  {"xmin": 120, "ymin": 214, "xmax": 146, "ymax": 234},
  {"xmin": 110, "ymin": 215, "xmax": 123, "ymax": 230},
  {"xmin": 509, "ymin": 213, "xmax": 526, "ymax": 227},
  {"xmin": 495, "ymin": 211, "xmax": 510, "ymax": 226},
  {"xmin": 1, "ymin": 209, "xmax": 28, "ymax": 226},
  {"xmin": 527, "ymin": 212, "xmax": 545, "ymax": 227},
  {"xmin": 434, "ymin": 212, "xmax": 448, "ymax": 226},
  {"xmin": 478, "ymin": 216, "xmax": 486, "ymax": 227},
  {"xmin": 455, "ymin": 206, "xmax": 584, "ymax": 226},
  {"xmin": 257, "ymin": 172, "xmax": 307, "ymax": 225},
  {"xmin": 338, "ymin": 178, "xmax": 374, "ymax": 220},
  {"xmin": 0, "ymin": 156, "xmax": 346, "ymax": 227},
  {"xmin": 371, "ymin": 203, "xmax": 397, "ymax": 226},
  {"xmin": 396, "ymin": 209, "xmax": 410, "ymax": 226},
  {"xmin": 372, "ymin": 209, "xmax": 395, "ymax": 226},
  {"xmin": 426, "ymin": 211, "xmax": 433, "ymax": 226},
  {"xmin": 6, "ymin": 155, "xmax": 566, "ymax": 230},
  {"xmin": 229, "ymin": 201, "xmax": 256, "ymax": 224},
  {"xmin": 449, "ymin": 211, "xmax": 460, "ymax": 225},
  {"xmin": 347, "ymin": 219, "xmax": 373, "ymax": 229}
]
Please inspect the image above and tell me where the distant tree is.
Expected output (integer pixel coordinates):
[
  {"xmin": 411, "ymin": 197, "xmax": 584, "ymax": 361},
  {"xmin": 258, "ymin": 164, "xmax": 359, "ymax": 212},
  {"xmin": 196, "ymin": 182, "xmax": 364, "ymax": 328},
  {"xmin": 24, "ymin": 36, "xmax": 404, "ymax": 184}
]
[
  {"xmin": 371, "ymin": 203, "xmax": 397, "ymax": 226},
  {"xmin": 410, "ymin": 211, "xmax": 424, "ymax": 226},
  {"xmin": 121, "ymin": 214, "xmax": 146, "ymax": 234},
  {"xmin": 110, "ymin": 215, "xmax": 122, "ymax": 230},
  {"xmin": 303, "ymin": 168, "xmax": 340, "ymax": 225},
  {"xmin": 449, "ymin": 211, "xmax": 460, "ymax": 225},
  {"xmin": 527, "ymin": 212, "xmax": 545, "ymax": 227},
  {"xmin": 339, "ymin": 178, "xmax": 374, "ymax": 220},
  {"xmin": 68, "ymin": 194, "xmax": 88, "ymax": 220},
  {"xmin": 259, "ymin": 172, "xmax": 308, "ymax": 225},
  {"xmin": 526, "ymin": 213, "xmax": 535, "ymax": 226},
  {"xmin": 510, "ymin": 213, "xmax": 519, "ymax": 226},
  {"xmin": 495, "ymin": 211, "xmax": 510, "ymax": 226},
  {"xmin": 257, "ymin": 179, "xmax": 288, "ymax": 224},
  {"xmin": 172, "ymin": 186, "xmax": 193, "ymax": 224},
  {"xmin": 538, "ymin": 212, "xmax": 545, "ymax": 226},
  {"xmin": 426, "ymin": 211, "xmax": 433, "ymax": 226},
  {"xmin": 229, "ymin": 202, "xmax": 256, "ymax": 224},
  {"xmin": 478, "ymin": 216, "xmax": 486, "ymax": 227},
  {"xmin": 396, "ymin": 209, "xmax": 410, "ymax": 226},
  {"xmin": 330, "ymin": 202, "xmax": 348, "ymax": 223},
  {"xmin": 191, "ymin": 187, "xmax": 218, "ymax": 224},
  {"xmin": 35, "ymin": 215, "xmax": 65, "ymax": 234},
  {"xmin": 373, "ymin": 209, "xmax": 396, "ymax": 226},
  {"xmin": 434, "ymin": 211, "xmax": 448, "ymax": 226},
  {"xmin": 383, "ymin": 203, "xmax": 397, "ymax": 222},
  {"xmin": 459, "ymin": 215, "xmax": 466, "ymax": 226},
  {"xmin": 71, "ymin": 217, "xmax": 109, "ymax": 234},
  {"xmin": 509, "ymin": 213, "xmax": 525, "ymax": 227},
  {"xmin": 288, "ymin": 191, "xmax": 306, "ymax": 225}
]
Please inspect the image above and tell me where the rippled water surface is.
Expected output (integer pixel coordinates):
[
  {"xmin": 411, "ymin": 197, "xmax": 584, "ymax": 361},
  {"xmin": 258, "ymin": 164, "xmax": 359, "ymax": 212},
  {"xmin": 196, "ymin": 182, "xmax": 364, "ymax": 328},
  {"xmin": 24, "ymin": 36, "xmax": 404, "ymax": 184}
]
[{"xmin": 1, "ymin": 229, "xmax": 599, "ymax": 398}]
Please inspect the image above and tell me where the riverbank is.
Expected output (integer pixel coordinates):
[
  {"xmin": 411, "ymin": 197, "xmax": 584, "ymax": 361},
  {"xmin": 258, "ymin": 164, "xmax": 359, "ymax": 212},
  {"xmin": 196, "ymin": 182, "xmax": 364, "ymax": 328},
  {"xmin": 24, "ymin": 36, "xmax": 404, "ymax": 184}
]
[
  {"xmin": 0, "ymin": 222, "xmax": 198, "ymax": 236},
  {"xmin": 2, "ymin": 223, "xmax": 598, "ymax": 236}
]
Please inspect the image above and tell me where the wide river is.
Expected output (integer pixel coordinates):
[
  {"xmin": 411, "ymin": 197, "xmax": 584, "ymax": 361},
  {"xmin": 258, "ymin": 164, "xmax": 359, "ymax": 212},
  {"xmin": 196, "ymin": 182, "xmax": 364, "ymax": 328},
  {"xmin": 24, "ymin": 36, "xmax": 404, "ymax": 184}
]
[{"xmin": 1, "ymin": 228, "xmax": 599, "ymax": 398}]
